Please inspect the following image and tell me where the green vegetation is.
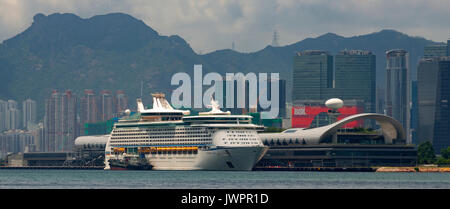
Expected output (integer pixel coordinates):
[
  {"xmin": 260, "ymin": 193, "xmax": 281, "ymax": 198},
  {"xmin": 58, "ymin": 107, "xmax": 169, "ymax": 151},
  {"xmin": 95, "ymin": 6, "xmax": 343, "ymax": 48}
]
[
  {"xmin": 263, "ymin": 127, "xmax": 285, "ymax": 133},
  {"xmin": 350, "ymin": 127, "xmax": 376, "ymax": 134},
  {"xmin": 436, "ymin": 147, "xmax": 450, "ymax": 166},
  {"xmin": 417, "ymin": 141, "xmax": 436, "ymax": 164},
  {"xmin": 416, "ymin": 142, "xmax": 450, "ymax": 166}
]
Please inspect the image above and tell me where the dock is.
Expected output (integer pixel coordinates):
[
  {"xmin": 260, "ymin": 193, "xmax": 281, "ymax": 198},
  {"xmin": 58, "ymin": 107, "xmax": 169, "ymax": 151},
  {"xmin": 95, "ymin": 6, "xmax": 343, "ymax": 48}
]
[
  {"xmin": 0, "ymin": 166, "xmax": 104, "ymax": 170},
  {"xmin": 253, "ymin": 166, "xmax": 376, "ymax": 172}
]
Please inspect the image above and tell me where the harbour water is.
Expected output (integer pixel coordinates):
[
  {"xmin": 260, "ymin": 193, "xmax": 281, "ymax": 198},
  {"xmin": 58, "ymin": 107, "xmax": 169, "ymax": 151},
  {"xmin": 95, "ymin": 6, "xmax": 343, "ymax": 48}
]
[{"xmin": 0, "ymin": 169, "xmax": 449, "ymax": 189}]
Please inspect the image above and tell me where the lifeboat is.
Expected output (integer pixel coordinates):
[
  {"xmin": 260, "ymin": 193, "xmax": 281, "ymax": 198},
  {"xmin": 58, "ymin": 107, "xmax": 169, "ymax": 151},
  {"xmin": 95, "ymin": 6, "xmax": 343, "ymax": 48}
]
[
  {"xmin": 113, "ymin": 147, "xmax": 125, "ymax": 153},
  {"xmin": 139, "ymin": 147, "xmax": 151, "ymax": 153}
]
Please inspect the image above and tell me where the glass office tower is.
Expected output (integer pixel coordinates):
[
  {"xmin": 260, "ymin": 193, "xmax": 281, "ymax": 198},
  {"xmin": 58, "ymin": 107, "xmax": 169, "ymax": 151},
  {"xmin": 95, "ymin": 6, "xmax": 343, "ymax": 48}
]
[
  {"xmin": 424, "ymin": 45, "xmax": 447, "ymax": 58},
  {"xmin": 293, "ymin": 50, "xmax": 334, "ymax": 103},
  {"xmin": 335, "ymin": 50, "xmax": 376, "ymax": 114},
  {"xmin": 417, "ymin": 57, "xmax": 450, "ymax": 154},
  {"xmin": 386, "ymin": 49, "xmax": 410, "ymax": 143}
]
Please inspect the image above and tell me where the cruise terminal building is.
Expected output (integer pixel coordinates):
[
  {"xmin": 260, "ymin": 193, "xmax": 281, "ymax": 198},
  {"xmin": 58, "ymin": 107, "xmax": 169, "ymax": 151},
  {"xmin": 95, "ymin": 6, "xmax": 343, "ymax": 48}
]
[{"xmin": 255, "ymin": 112, "xmax": 417, "ymax": 169}]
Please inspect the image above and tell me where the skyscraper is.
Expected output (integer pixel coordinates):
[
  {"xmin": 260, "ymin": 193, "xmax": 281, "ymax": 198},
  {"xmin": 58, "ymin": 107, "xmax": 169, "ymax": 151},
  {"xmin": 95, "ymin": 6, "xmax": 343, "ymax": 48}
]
[
  {"xmin": 386, "ymin": 49, "xmax": 410, "ymax": 143},
  {"xmin": 417, "ymin": 57, "xmax": 450, "ymax": 154},
  {"xmin": 115, "ymin": 90, "xmax": 128, "ymax": 115},
  {"xmin": 447, "ymin": 39, "xmax": 450, "ymax": 56},
  {"xmin": 0, "ymin": 100, "xmax": 7, "ymax": 131},
  {"xmin": 292, "ymin": 49, "xmax": 376, "ymax": 128},
  {"xmin": 7, "ymin": 100, "xmax": 18, "ymax": 110},
  {"xmin": 22, "ymin": 99, "xmax": 37, "ymax": 130},
  {"xmin": 60, "ymin": 90, "xmax": 78, "ymax": 151},
  {"xmin": 44, "ymin": 90, "xmax": 61, "ymax": 152},
  {"xmin": 5, "ymin": 108, "xmax": 20, "ymax": 130},
  {"xmin": 335, "ymin": 50, "xmax": 376, "ymax": 113},
  {"xmin": 44, "ymin": 90, "xmax": 79, "ymax": 152},
  {"xmin": 5, "ymin": 100, "xmax": 20, "ymax": 130},
  {"xmin": 293, "ymin": 50, "xmax": 334, "ymax": 103},
  {"xmin": 411, "ymin": 81, "xmax": 418, "ymax": 145},
  {"xmin": 424, "ymin": 45, "xmax": 448, "ymax": 58},
  {"xmin": 0, "ymin": 130, "xmax": 35, "ymax": 157},
  {"xmin": 100, "ymin": 90, "xmax": 114, "ymax": 121},
  {"xmin": 80, "ymin": 89, "xmax": 99, "ymax": 135}
]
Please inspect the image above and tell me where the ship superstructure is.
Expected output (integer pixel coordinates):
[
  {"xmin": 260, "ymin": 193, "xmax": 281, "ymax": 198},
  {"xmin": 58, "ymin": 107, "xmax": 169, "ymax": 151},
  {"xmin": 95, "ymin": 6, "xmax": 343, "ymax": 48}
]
[{"xmin": 104, "ymin": 93, "xmax": 268, "ymax": 170}]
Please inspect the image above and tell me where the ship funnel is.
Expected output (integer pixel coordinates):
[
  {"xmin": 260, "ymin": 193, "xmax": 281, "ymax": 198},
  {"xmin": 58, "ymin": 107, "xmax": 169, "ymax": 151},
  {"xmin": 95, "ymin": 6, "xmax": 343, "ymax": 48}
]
[
  {"xmin": 137, "ymin": 98, "xmax": 145, "ymax": 112},
  {"xmin": 137, "ymin": 93, "xmax": 190, "ymax": 115},
  {"xmin": 151, "ymin": 93, "xmax": 175, "ymax": 110}
]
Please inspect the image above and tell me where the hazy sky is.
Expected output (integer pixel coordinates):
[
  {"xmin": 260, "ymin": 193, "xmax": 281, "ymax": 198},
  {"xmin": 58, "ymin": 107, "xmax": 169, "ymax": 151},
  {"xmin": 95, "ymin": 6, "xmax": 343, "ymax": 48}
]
[{"xmin": 1, "ymin": 0, "xmax": 449, "ymax": 53}]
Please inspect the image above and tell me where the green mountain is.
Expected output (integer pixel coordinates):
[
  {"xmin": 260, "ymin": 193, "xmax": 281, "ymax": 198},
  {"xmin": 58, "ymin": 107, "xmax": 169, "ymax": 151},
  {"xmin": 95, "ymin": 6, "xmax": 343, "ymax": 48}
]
[{"xmin": 0, "ymin": 13, "xmax": 440, "ymax": 121}]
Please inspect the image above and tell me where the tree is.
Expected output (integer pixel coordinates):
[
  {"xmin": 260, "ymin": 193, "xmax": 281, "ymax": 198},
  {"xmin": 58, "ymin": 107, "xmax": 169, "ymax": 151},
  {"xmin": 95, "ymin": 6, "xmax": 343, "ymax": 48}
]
[
  {"xmin": 417, "ymin": 141, "xmax": 436, "ymax": 164},
  {"xmin": 441, "ymin": 147, "xmax": 450, "ymax": 159},
  {"xmin": 436, "ymin": 147, "xmax": 450, "ymax": 166}
]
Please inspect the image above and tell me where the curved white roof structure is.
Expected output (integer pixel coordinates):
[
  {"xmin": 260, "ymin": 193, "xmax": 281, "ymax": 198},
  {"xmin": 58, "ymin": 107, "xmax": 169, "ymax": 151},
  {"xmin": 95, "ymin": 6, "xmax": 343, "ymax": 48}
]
[
  {"xmin": 259, "ymin": 113, "xmax": 406, "ymax": 144},
  {"xmin": 74, "ymin": 135, "xmax": 109, "ymax": 147}
]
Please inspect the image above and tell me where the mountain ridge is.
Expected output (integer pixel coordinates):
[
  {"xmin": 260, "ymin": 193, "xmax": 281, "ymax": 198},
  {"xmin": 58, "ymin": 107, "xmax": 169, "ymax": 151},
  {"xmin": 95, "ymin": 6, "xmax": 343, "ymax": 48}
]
[{"xmin": 0, "ymin": 13, "xmax": 440, "ymax": 121}]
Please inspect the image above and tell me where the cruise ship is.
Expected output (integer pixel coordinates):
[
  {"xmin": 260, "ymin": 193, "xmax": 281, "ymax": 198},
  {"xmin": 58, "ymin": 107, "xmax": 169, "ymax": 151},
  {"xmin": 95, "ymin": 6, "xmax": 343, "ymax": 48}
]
[{"xmin": 104, "ymin": 93, "xmax": 268, "ymax": 170}]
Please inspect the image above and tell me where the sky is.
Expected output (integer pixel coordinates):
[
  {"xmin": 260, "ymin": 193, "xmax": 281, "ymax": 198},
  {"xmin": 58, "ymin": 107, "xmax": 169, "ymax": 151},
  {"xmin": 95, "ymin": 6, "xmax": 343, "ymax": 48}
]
[{"xmin": 0, "ymin": 0, "xmax": 450, "ymax": 53}]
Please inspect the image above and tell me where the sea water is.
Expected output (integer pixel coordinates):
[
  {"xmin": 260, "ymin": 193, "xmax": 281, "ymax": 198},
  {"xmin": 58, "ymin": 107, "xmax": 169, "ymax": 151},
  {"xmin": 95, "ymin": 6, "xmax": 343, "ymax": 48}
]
[{"xmin": 0, "ymin": 169, "xmax": 449, "ymax": 189}]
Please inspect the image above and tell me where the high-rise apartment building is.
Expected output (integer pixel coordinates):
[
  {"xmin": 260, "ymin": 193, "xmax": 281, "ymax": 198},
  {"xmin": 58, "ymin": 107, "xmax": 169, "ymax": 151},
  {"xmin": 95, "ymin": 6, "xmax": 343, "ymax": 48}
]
[
  {"xmin": 417, "ymin": 57, "xmax": 450, "ymax": 154},
  {"xmin": 4, "ymin": 100, "xmax": 20, "ymax": 130},
  {"xmin": 386, "ymin": 49, "xmax": 410, "ymax": 143},
  {"xmin": 79, "ymin": 89, "xmax": 99, "ymax": 135},
  {"xmin": 0, "ymin": 100, "xmax": 7, "ymax": 131},
  {"xmin": 44, "ymin": 90, "xmax": 61, "ymax": 152},
  {"xmin": 5, "ymin": 108, "xmax": 20, "ymax": 130},
  {"xmin": 0, "ymin": 130, "xmax": 35, "ymax": 158},
  {"xmin": 60, "ymin": 90, "xmax": 78, "ymax": 151},
  {"xmin": 115, "ymin": 90, "xmax": 128, "ymax": 115},
  {"xmin": 22, "ymin": 99, "xmax": 37, "ymax": 130},
  {"xmin": 44, "ymin": 90, "xmax": 78, "ymax": 152},
  {"xmin": 29, "ymin": 122, "xmax": 44, "ymax": 153},
  {"xmin": 100, "ymin": 90, "xmax": 114, "ymax": 121},
  {"xmin": 7, "ymin": 100, "xmax": 18, "ymax": 110}
]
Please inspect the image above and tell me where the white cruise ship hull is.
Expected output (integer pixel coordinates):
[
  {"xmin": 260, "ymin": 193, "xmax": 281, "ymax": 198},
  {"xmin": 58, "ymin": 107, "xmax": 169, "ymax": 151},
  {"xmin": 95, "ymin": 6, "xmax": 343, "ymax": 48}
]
[
  {"xmin": 104, "ymin": 94, "xmax": 269, "ymax": 171},
  {"xmin": 146, "ymin": 146, "xmax": 268, "ymax": 171}
]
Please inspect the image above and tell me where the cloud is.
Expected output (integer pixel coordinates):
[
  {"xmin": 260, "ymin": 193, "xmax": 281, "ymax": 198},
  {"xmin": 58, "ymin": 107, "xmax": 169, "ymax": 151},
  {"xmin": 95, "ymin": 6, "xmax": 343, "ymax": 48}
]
[{"xmin": 0, "ymin": 0, "xmax": 449, "ymax": 53}]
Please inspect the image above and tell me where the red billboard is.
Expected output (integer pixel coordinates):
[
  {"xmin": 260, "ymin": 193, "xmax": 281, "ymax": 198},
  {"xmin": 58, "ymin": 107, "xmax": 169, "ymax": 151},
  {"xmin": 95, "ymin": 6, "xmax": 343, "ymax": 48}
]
[{"xmin": 292, "ymin": 106, "xmax": 364, "ymax": 128}]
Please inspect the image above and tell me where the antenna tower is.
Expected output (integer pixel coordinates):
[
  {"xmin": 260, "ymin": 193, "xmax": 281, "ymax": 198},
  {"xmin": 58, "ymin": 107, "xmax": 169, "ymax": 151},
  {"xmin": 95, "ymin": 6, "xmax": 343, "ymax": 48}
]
[{"xmin": 271, "ymin": 29, "xmax": 279, "ymax": 47}]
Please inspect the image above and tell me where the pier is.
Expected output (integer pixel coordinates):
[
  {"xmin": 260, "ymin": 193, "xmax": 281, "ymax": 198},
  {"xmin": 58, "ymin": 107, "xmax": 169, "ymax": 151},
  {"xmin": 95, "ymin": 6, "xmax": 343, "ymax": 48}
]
[
  {"xmin": 253, "ymin": 166, "xmax": 376, "ymax": 172},
  {"xmin": 0, "ymin": 166, "xmax": 104, "ymax": 170}
]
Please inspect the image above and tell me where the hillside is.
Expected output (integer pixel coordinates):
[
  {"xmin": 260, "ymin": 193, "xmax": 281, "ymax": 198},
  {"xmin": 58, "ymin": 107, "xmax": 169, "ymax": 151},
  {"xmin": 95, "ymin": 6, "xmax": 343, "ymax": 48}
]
[{"xmin": 0, "ymin": 13, "xmax": 440, "ymax": 120}]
